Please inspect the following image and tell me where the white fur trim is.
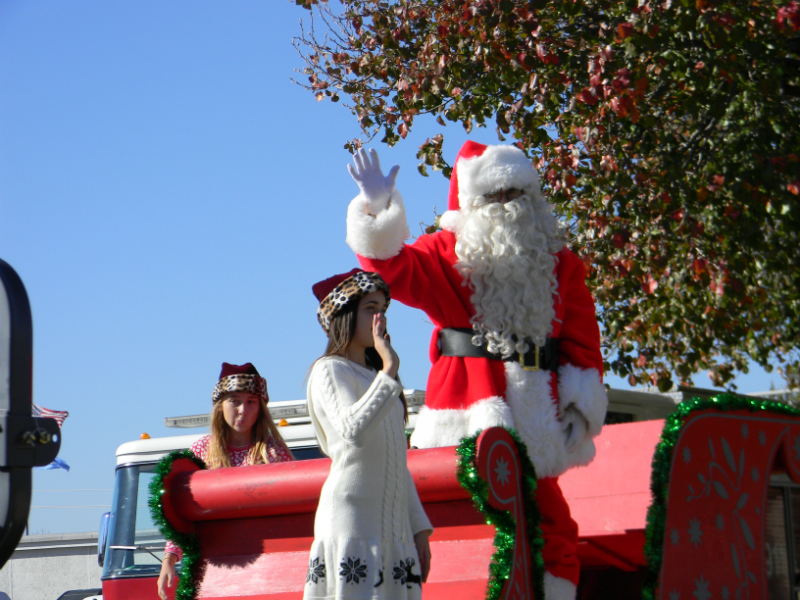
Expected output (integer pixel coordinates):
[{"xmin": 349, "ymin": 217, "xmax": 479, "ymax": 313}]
[
  {"xmin": 457, "ymin": 145, "xmax": 541, "ymax": 209},
  {"xmin": 409, "ymin": 397, "xmax": 513, "ymax": 449},
  {"xmin": 410, "ymin": 365, "xmax": 604, "ymax": 476},
  {"xmin": 565, "ymin": 433, "xmax": 597, "ymax": 470},
  {"xmin": 438, "ymin": 210, "xmax": 464, "ymax": 233},
  {"xmin": 346, "ymin": 190, "xmax": 410, "ymax": 259},
  {"xmin": 409, "ymin": 405, "xmax": 467, "ymax": 448},
  {"xmin": 504, "ymin": 363, "xmax": 569, "ymax": 478},
  {"xmin": 544, "ymin": 572, "xmax": 577, "ymax": 600},
  {"xmin": 466, "ymin": 396, "xmax": 514, "ymax": 435},
  {"xmin": 557, "ymin": 364, "xmax": 607, "ymax": 471},
  {"xmin": 557, "ymin": 364, "xmax": 607, "ymax": 437}
]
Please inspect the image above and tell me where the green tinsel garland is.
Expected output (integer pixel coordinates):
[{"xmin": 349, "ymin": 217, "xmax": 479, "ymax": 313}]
[
  {"xmin": 642, "ymin": 393, "xmax": 800, "ymax": 600},
  {"xmin": 455, "ymin": 429, "xmax": 546, "ymax": 600},
  {"xmin": 148, "ymin": 449, "xmax": 207, "ymax": 600}
]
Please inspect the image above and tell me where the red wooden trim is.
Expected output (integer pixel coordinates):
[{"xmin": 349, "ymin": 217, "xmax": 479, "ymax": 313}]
[{"xmin": 169, "ymin": 446, "xmax": 467, "ymax": 524}]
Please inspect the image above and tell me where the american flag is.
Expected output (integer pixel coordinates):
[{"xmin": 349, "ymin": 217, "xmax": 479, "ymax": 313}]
[{"xmin": 32, "ymin": 403, "xmax": 69, "ymax": 428}]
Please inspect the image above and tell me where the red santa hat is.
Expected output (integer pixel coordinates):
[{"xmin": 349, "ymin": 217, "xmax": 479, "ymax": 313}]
[
  {"xmin": 312, "ymin": 268, "xmax": 391, "ymax": 332},
  {"xmin": 441, "ymin": 141, "xmax": 542, "ymax": 230},
  {"xmin": 212, "ymin": 362, "xmax": 268, "ymax": 404}
]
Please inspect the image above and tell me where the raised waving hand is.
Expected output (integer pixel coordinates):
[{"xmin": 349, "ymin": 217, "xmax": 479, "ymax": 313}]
[{"xmin": 347, "ymin": 148, "xmax": 400, "ymax": 214}]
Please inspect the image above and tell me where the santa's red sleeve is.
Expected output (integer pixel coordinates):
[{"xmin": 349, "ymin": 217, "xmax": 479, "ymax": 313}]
[
  {"xmin": 357, "ymin": 231, "xmax": 474, "ymax": 330},
  {"xmin": 552, "ymin": 249, "xmax": 608, "ymax": 438},
  {"xmin": 346, "ymin": 187, "xmax": 476, "ymax": 329}
]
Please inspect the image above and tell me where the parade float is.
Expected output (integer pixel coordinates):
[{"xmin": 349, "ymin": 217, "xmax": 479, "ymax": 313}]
[{"xmin": 97, "ymin": 391, "xmax": 800, "ymax": 600}]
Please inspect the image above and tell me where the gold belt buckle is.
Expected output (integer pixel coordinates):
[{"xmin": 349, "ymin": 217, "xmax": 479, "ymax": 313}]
[{"xmin": 519, "ymin": 344, "xmax": 540, "ymax": 372}]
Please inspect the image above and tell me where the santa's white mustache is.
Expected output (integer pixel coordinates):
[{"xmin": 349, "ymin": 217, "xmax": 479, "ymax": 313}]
[{"xmin": 470, "ymin": 196, "xmax": 527, "ymax": 221}]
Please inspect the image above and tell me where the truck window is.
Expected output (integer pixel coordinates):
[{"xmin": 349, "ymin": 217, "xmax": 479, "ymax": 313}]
[
  {"xmin": 290, "ymin": 446, "xmax": 325, "ymax": 461},
  {"xmin": 766, "ymin": 477, "xmax": 800, "ymax": 599},
  {"xmin": 101, "ymin": 464, "xmax": 167, "ymax": 580}
]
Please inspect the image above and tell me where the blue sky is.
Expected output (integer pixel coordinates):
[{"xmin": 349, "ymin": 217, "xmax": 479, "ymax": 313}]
[{"xmin": 0, "ymin": 1, "xmax": 779, "ymax": 535}]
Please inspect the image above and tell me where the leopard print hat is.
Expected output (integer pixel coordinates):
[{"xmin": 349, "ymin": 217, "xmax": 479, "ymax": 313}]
[
  {"xmin": 312, "ymin": 268, "xmax": 391, "ymax": 333},
  {"xmin": 212, "ymin": 362, "xmax": 268, "ymax": 404}
]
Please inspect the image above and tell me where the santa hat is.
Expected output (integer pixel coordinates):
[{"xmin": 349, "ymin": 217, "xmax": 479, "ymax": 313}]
[
  {"xmin": 440, "ymin": 141, "xmax": 542, "ymax": 232},
  {"xmin": 312, "ymin": 268, "xmax": 391, "ymax": 333},
  {"xmin": 212, "ymin": 362, "xmax": 268, "ymax": 404}
]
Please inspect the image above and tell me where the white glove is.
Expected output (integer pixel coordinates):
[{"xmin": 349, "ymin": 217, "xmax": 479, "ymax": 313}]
[
  {"xmin": 347, "ymin": 148, "xmax": 400, "ymax": 215},
  {"xmin": 561, "ymin": 405, "xmax": 589, "ymax": 452}
]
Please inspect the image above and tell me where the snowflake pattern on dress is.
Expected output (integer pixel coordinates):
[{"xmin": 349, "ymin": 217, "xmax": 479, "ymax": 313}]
[
  {"xmin": 306, "ymin": 557, "xmax": 326, "ymax": 584},
  {"xmin": 339, "ymin": 557, "xmax": 368, "ymax": 584},
  {"xmin": 164, "ymin": 434, "xmax": 292, "ymax": 557}
]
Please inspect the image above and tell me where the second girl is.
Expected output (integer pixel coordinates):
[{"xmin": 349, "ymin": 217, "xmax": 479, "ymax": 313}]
[{"xmin": 303, "ymin": 269, "xmax": 432, "ymax": 600}]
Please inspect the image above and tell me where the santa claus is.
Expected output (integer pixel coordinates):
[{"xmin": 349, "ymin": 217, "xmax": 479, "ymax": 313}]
[{"xmin": 344, "ymin": 141, "xmax": 608, "ymax": 600}]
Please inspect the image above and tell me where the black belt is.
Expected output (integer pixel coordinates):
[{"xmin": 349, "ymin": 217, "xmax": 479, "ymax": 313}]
[{"xmin": 439, "ymin": 328, "xmax": 559, "ymax": 372}]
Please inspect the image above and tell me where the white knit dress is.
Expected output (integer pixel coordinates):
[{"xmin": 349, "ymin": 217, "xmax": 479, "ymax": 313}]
[{"xmin": 304, "ymin": 356, "xmax": 433, "ymax": 600}]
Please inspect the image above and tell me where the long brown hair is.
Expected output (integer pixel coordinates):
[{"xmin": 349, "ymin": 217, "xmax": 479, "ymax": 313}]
[
  {"xmin": 205, "ymin": 393, "xmax": 293, "ymax": 468},
  {"xmin": 320, "ymin": 295, "xmax": 408, "ymax": 422}
]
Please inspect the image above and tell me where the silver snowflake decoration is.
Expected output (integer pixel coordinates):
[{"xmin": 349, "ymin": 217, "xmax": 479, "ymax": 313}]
[
  {"xmin": 688, "ymin": 518, "xmax": 704, "ymax": 547},
  {"xmin": 758, "ymin": 431, "xmax": 767, "ymax": 446},
  {"xmin": 693, "ymin": 575, "xmax": 711, "ymax": 600},
  {"xmin": 670, "ymin": 591, "xmax": 681, "ymax": 600},
  {"xmin": 671, "ymin": 528, "xmax": 680, "ymax": 545},
  {"xmin": 721, "ymin": 585, "xmax": 730, "ymax": 600},
  {"xmin": 494, "ymin": 456, "xmax": 511, "ymax": 486},
  {"xmin": 683, "ymin": 446, "xmax": 692, "ymax": 463},
  {"xmin": 716, "ymin": 513, "xmax": 724, "ymax": 531},
  {"xmin": 741, "ymin": 423, "xmax": 749, "ymax": 438},
  {"xmin": 752, "ymin": 467, "xmax": 759, "ymax": 482}
]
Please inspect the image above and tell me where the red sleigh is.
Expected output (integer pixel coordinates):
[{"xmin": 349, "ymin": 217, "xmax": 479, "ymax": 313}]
[
  {"xmin": 144, "ymin": 395, "xmax": 800, "ymax": 600},
  {"xmin": 150, "ymin": 427, "xmax": 541, "ymax": 600}
]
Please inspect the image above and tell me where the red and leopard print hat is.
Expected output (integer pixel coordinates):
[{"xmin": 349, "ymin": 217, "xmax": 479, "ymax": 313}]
[
  {"xmin": 212, "ymin": 362, "xmax": 268, "ymax": 405},
  {"xmin": 312, "ymin": 268, "xmax": 391, "ymax": 333}
]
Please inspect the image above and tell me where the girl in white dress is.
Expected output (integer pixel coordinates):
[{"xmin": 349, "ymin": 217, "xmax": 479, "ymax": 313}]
[{"xmin": 305, "ymin": 269, "xmax": 433, "ymax": 600}]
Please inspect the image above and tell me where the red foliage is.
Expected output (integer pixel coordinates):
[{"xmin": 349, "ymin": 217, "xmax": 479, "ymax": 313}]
[
  {"xmin": 776, "ymin": 2, "xmax": 800, "ymax": 31},
  {"xmin": 576, "ymin": 89, "xmax": 600, "ymax": 106},
  {"xmin": 616, "ymin": 22, "xmax": 635, "ymax": 39}
]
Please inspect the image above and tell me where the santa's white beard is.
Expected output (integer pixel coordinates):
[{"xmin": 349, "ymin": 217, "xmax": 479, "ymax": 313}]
[{"xmin": 454, "ymin": 194, "xmax": 565, "ymax": 357}]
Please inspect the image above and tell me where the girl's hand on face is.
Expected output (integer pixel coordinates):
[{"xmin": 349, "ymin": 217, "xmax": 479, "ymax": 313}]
[
  {"xmin": 372, "ymin": 312, "xmax": 399, "ymax": 378},
  {"xmin": 414, "ymin": 529, "xmax": 432, "ymax": 583}
]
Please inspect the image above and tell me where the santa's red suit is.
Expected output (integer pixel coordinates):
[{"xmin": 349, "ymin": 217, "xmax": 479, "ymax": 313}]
[{"xmin": 345, "ymin": 142, "xmax": 608, "ymax": 600}]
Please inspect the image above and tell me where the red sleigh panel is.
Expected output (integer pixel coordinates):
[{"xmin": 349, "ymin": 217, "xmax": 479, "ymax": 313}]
[{"xmin": 651, "ymin": 403, "xmax": 800, "ymax": 600}]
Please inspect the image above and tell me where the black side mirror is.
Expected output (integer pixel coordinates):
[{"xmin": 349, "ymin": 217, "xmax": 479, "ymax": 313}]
[{"xmin": 0, "ymin": 259, "xmax": 61, "ymax": 568}]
